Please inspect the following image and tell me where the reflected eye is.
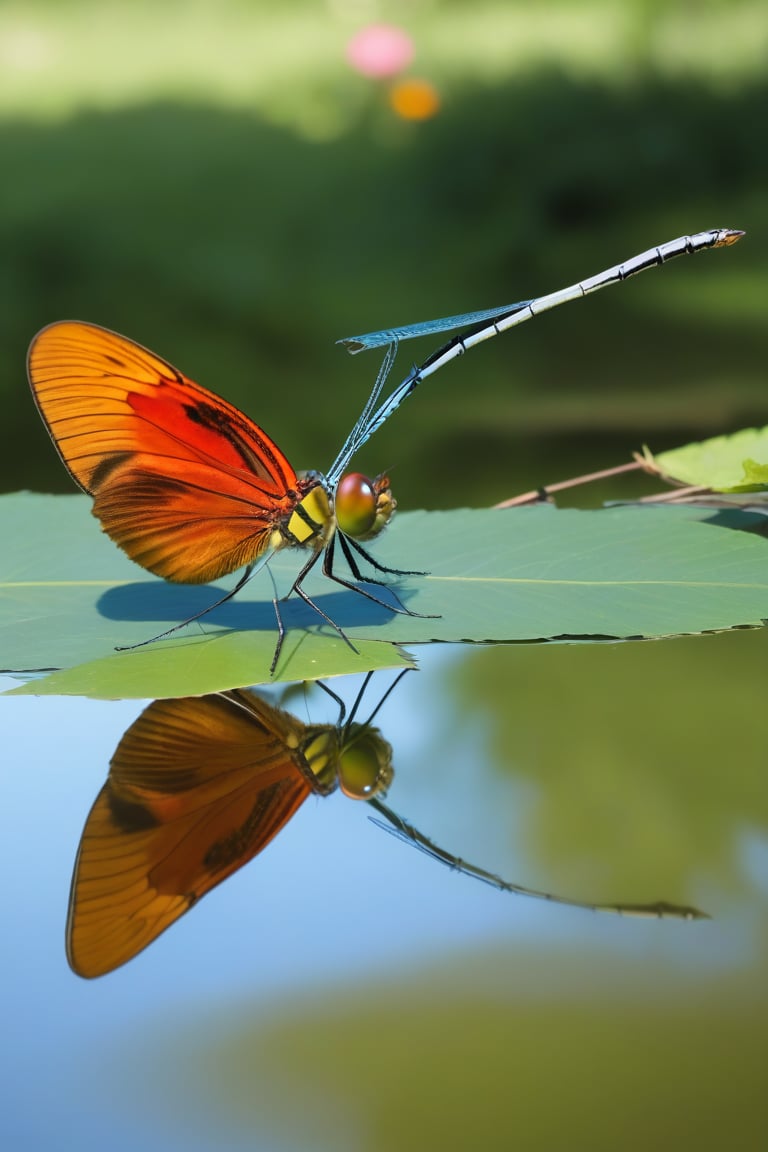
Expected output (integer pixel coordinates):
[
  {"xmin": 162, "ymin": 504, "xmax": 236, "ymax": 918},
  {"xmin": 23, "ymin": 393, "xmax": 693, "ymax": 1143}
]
[
  {"xmin": 338, "ymin": 727, "xmax": 393, "ymax": 799},
  {"xmin": 335, "ymin": 471, "xmax": 396, "ymax": 541}
]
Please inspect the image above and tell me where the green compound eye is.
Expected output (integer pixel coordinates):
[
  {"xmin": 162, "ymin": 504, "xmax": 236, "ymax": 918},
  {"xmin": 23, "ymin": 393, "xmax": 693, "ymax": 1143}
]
[
  {"xmin": 337, "ymin": 727, "xmax": 393, "ymax": 800},
  {"xmin": 335, "ymin": 472, "xmax": 377, "ymax": 538}
]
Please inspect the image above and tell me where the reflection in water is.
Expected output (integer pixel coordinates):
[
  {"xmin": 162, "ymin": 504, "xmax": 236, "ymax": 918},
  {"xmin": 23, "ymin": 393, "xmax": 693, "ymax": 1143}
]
[
  {"xmin": 367, "ymin": 805, "xmax": 706, "ymax": 923},
  {"xmin": 67, "ymin": 676, "xmax": 397, "ymax": 979},
  {"xmin": 68, "ymin": 674, "xmax": 706, "ymax": 979}
]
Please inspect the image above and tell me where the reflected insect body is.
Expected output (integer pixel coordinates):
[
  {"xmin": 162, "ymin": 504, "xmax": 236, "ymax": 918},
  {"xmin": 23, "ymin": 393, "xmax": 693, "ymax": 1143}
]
[
  {"xmin": 66, "ymin": 675, "xmax": 399, "ymax": 979},
  {"xmin": 67, "ymin": 673, "xmax": 707, "ymax": 979},
  {"xmin": 27, "ymin": 228, "xmax": 742, "ymax": 670}
]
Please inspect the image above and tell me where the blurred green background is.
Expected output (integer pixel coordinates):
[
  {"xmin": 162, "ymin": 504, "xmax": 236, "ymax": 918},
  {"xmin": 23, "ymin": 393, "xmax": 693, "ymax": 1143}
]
[
  {"xmin": 2, "ymin": 0, "xmax": 765, "ymax": 508},
  {"xmin": 2, "ymin": 3, "xmax": 767, "ymax": 1151}
]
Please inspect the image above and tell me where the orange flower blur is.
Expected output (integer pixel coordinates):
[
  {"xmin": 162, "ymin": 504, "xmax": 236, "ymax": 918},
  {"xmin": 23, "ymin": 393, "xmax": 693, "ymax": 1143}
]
[{"xmin": 389, "ymin": 78, "xmax": 440, "ymax": 121}]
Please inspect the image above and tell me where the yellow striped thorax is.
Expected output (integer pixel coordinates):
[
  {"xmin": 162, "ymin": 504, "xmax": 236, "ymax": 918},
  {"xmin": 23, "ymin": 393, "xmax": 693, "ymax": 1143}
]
[
  {"xmin": 276, "ymin": 470, "xmax": 397, "ymax": 552},
  {"xmin": 297, "ymin": 726, "xmax": 340, "ymax": 795},
  {"xmin": 275, "ymin": 471, "xmax": 334, "ymax": 551}
]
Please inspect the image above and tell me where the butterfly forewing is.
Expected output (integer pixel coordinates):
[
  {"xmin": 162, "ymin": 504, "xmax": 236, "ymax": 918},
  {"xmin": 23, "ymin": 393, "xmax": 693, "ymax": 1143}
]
[
  {"xmin": 66, "ymin": 692, "xmax": 318, "ymax": 978},
  {"xmin": 28, "ymin": 322, "xmax": 302, "ymax": 583}
]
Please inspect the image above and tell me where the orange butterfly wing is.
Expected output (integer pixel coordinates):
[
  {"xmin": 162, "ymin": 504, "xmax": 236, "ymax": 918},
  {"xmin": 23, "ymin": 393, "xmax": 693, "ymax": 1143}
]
[
  {"xmin": 66, "ymin": 691, "xmax": 322, "ymax": 978},
  {"xmin": 28, "ymin": 322, "xmax": 301, "ymax": 583}
]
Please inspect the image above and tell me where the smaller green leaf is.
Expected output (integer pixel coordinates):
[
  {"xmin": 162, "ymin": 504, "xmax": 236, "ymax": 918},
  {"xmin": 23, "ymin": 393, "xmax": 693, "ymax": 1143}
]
[
  {"xmin": 740, "ymin": 458, "xmax": 768, "ymax": 485},
  {"xmin": 6, "ymin": 635, "xmax": 413, "ymax": 699},
  {"xmin": 647, "ymin": 427, "xmax": 768, "ymax": 492}
]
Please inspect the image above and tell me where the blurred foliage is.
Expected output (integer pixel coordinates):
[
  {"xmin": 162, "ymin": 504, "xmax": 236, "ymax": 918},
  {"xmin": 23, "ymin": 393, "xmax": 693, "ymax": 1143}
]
[
  {"xmin": 1, "ymin": 0, "xmax": 766, "ymax": 509},
  {"xmin": 155, "ymin": 946, "xmax": 768, "ymax": 1152},
  {"xmin": 448, "ymin": 633, "xmax": 768, "ymax": 900}
]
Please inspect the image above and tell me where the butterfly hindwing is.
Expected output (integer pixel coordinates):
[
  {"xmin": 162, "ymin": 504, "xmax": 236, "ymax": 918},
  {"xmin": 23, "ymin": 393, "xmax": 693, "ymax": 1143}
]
[{"xmin": 28, "ymin": 322, "xmax": 300, "ymax": 582}]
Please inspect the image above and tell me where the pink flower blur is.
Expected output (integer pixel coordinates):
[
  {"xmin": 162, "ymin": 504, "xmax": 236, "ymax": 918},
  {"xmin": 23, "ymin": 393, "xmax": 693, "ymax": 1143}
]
[{"xmin": 346, "ymin": 24, "xmax": 414, "ymax": 79}]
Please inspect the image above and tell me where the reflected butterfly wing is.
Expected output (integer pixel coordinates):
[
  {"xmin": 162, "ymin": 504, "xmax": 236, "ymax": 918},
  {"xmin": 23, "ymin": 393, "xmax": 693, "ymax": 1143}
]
[{"xmin": 66, "ymin": 692, "xmax": 316, "ymax": 978}]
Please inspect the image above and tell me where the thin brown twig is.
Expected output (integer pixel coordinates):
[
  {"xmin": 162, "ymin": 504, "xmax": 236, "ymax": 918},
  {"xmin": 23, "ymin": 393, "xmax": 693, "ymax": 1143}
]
[{"xmin": 493, "ymin": 460, "xmax": 645, "ymax": 508}]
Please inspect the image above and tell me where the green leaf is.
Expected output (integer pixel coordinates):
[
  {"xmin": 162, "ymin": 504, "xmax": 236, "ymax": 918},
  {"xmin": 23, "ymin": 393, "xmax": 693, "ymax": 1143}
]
[
  {"xmin": 7, "ymin": 633, "xmax": 413, "ymax": 699},
  {"xmin": 741, "ymin": 458, "xmax": 768, "ymax": 485},
  {"xmin": 3, "ymin": 492, "xmax": 768, "ymax": 697},
  {"xmin": 647, "ymin": 427, "xmax": 768, "ymax": 491}
]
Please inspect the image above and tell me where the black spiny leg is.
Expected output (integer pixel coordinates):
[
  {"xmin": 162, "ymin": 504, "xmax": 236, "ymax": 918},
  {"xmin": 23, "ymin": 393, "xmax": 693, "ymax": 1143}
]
[
  {"xmin": 116, "ymin": 562, "xmax": 258, "ymax": 651},
  {"xmin": 343, "ymin": 534, "xmax": 427, "ymax": 580},
  {"xmin": 271, "ymin": 547, "xmax": 360, "ymax": 673},
  {"xmin": 326, "ymin": 534, "xmax": 438, "ymax": 620}
]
